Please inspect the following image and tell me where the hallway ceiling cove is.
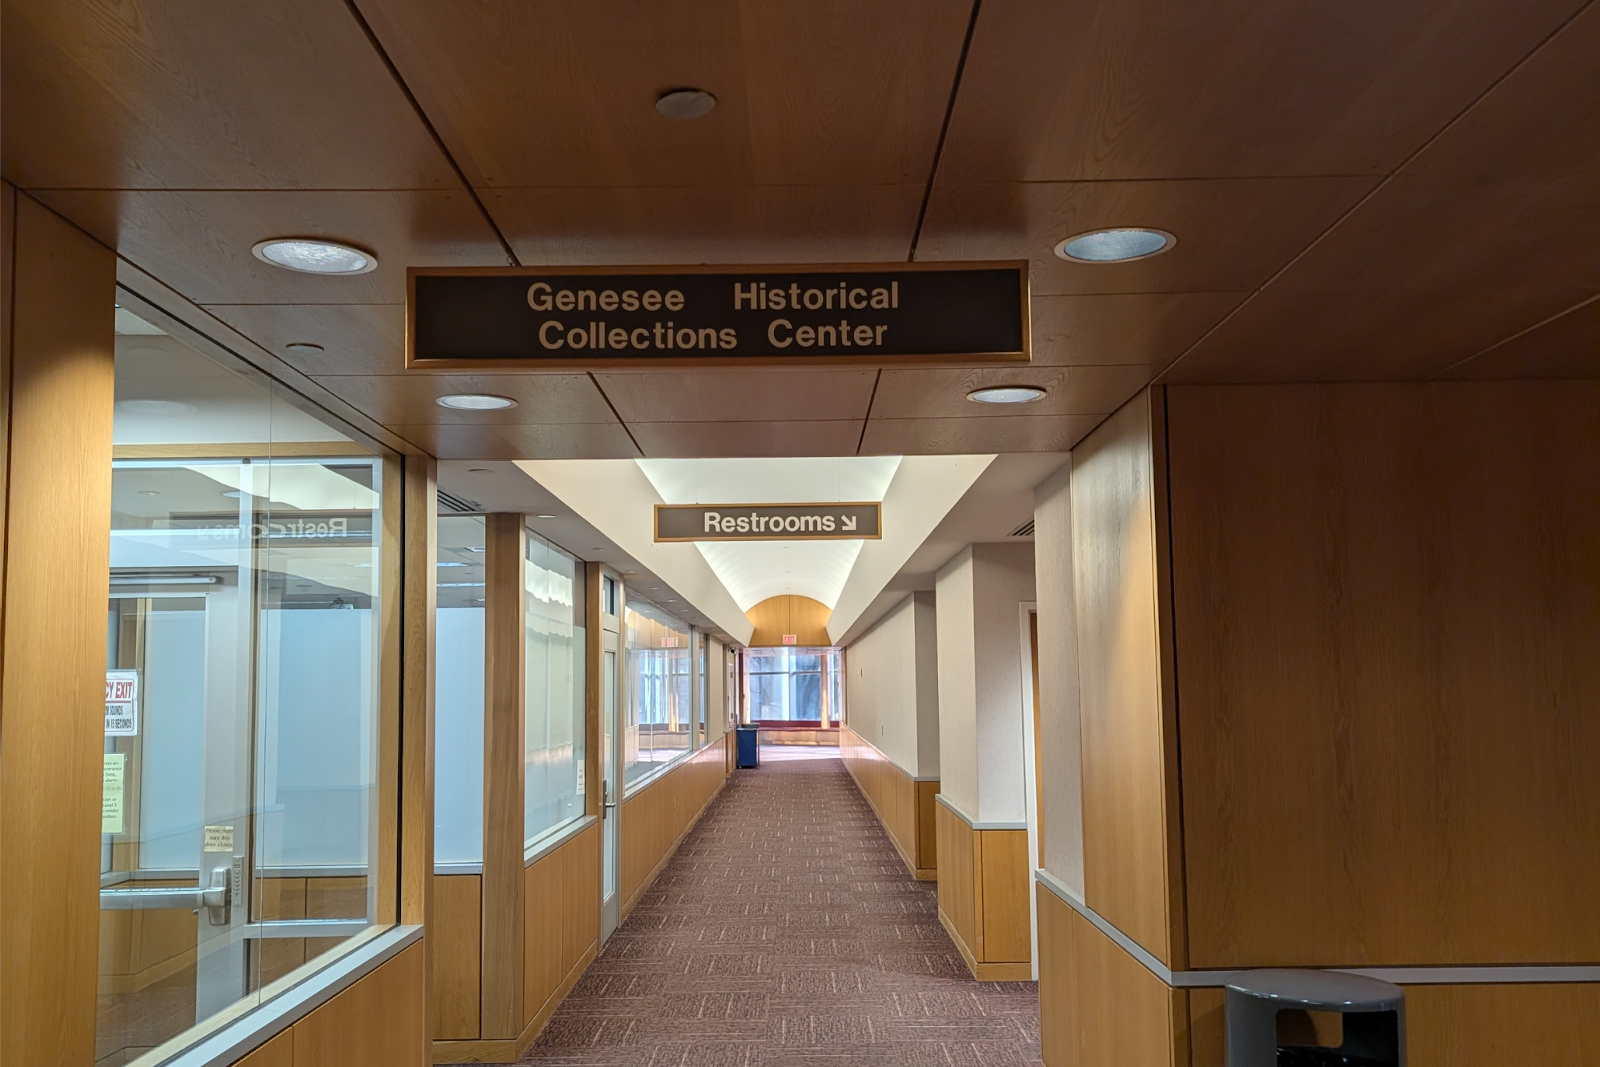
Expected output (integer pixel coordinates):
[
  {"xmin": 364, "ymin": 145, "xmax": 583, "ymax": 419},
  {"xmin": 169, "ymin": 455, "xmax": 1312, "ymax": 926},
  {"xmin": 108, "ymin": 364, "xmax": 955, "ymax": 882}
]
[
  {"xmin": 513, "ymin": 454, "xmax": 993, "ymax": 643},
  {"xmin": 636, "ymin": 456, "xmax": 902, "ymax": 612},
  {"xmin": 4, "ymin": 0, "xmax": 1595, "ymax": 463}
]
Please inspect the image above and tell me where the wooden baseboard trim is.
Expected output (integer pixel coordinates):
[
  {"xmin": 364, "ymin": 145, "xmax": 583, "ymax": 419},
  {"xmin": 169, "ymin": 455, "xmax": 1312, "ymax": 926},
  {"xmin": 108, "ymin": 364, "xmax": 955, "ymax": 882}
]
[
  {"xmin": 619, "ymin": 772, "xmax": 728, "ymax": 922},
  {"xmin": 432, "ymin": 940, "xmax": 597, "ymax": 1064},
  {"xmin": 912, "ymin": 867, "xmax": 937, "ymax": 882},
  {"xmin": 938, "ymin": 905, "xmax": 1030, "ymax": 983}
]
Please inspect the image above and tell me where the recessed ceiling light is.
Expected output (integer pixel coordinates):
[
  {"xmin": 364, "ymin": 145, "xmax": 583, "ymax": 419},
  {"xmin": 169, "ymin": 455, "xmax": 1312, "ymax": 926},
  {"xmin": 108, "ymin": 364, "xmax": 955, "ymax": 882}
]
[
  {"xmin": 468, "ymin": 467, "xmax": 492, "ymax": 473},
  {"xmin": 118, "ymin": 399, "xmax": 196, "ymax": 416},
  {"xmin": 436, "ymin": 394, "xmax": 517, "ymax": 411},
  {"xmin": 1055, "ymin": 228, "xmax": 1175, "ymax": 263},
  {"xmin": 252, "ymin": 238, "xmax": 377, "ymax": 275},
  {"xmin": 968, "ymin": 386, "xmax": 1047, "ymax": 404},
  {"xmin": 285, "ymin": 341, "xmax": 324, "ymax": 353},
  {"xmin": 535, "ymin": 513, "xmax": 557, "ymax": 519},
  {"xmin": 656, "ymin": 88, "xmax": 716, "ymax": 120},
  {"xmin": 138, "ymin": 490, "xmax": 161, "ymax": 497}
]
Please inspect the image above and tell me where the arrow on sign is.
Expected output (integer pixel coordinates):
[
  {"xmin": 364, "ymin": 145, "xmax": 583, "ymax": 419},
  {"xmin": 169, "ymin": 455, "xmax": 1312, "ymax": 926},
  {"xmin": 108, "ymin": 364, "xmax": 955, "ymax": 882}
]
[{"xmin": 842, "ymin": 516, "xmax": 857, "ymax": 531}]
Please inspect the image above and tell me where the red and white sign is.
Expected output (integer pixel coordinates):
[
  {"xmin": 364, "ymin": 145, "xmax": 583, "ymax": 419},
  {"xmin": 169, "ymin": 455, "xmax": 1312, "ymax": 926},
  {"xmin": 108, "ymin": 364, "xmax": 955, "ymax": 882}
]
[
  {"xmin": 105, "ymin": 670, "xmax": 140, "ymax": 736},
  {"xmin": 782, "ymin": 634, "xmax": 798, "ymax": 646}
]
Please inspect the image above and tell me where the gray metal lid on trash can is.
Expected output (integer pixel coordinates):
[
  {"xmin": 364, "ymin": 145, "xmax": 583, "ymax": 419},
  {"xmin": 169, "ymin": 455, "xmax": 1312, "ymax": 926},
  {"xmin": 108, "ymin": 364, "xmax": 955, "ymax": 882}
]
[{"xmin": 1226, "ymin": 969, "xmax": 1403, "ymax": 1012}]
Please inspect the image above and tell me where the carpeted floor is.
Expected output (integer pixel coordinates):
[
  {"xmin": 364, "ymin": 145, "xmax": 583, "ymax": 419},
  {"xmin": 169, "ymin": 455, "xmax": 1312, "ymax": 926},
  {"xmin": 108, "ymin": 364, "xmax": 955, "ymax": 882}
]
[{"xmin": 521, "ymin": 751, "xmax": 1042, "ymax": 1066}]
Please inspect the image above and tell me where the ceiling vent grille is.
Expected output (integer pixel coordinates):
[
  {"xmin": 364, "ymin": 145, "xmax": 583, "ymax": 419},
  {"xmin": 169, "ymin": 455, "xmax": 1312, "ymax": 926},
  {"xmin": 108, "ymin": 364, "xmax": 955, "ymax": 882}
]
[
  {"xmin": 437, "ymin": 489, "xmax": 483, "ymax": 514},
  {"xmin": 1010, "ymin": 518, "xmax": 1035, "ymax": 538}
]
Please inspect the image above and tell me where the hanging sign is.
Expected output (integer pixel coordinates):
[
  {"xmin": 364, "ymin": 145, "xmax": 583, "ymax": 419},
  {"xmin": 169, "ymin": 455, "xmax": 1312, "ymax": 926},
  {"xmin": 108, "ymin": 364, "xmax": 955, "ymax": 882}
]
[
  {"xmin": 655, "ymin": 502, "xmax": 881, "ymax": 542},
  {"xmin": 105, "ymin": 669, "xmax": 140, "ymax": 736},
  {"xmin": 406, "ymin": 262, "xmax": 1029, "ymax": 369}
]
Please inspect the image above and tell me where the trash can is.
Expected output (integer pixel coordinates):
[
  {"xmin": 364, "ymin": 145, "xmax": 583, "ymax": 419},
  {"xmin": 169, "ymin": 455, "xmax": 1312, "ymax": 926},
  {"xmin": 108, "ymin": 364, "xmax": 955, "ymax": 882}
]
[
  {"xmin": 735, "ymin": 725, "xmax": 760, "ymax": 768},
  {"xmin": 1226, "ymin": 969, "xmax": 1405, "ymax": 1067}
]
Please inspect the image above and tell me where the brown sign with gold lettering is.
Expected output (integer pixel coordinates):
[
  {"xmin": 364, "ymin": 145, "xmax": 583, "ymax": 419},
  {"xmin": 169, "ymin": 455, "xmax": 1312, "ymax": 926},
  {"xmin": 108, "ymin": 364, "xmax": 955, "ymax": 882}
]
[{"xmin": 406, "ymin": 262, "xmax": 1028, "ymax": 369}]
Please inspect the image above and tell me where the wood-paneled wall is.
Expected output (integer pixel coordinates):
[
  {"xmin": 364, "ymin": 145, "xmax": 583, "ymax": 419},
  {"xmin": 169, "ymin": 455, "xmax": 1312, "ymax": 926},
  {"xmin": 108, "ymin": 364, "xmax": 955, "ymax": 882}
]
[
  {"xmin": 934, "ymin": 801, "xmax": 1031, "ymax": 981},
  {"xmin": 0, "ymin": 189, "xmax": 117, "ymax": 1066},
  {"xmin": 1040, "ymin": 383, "xmax": 1600, "ymax": 1066},
  {"xmin": 431, "ymin": 823, "xmax": 600, "ymax": 1062},
  {"xmin": 431, "ymin": 875, "xmax": 481, "ymax": 1041},
  {"xmin": 1067, "ymin": 389, "xmax": 1184, "ymax": 968},
  {"xmin": 1038, "ymin": 890, "xmax": 1185, "ymax": 1067},
  {"xmin": 522, "ymin": 824, "xmax": 599, "ymax": 1040},
  {"xmin": 620, "ymin": 736, "xmax": 729, "ymax": 916},
  {"xmin": 1167, "ymin": 382, "xmax": 1600, "ymax": 968},
  {"xmin": 225, "ymin": 944, "xmax": 427, "ymax": 1067},
  {"xmin": 840, "ymin": 725, "xmax": 937, "ymax": 878},
  {"xmin": 745, "ymin": 594, "xmax": 832, "ymax": 647}
]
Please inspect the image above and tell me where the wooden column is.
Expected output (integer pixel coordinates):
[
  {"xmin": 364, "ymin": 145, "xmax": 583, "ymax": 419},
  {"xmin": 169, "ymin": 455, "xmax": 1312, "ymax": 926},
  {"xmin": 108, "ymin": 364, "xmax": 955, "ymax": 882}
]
[
  {"xmin": 0, "ymin": 187, "xmax": 118, "ymax": 1067},
  {"xmin": 400, "ymin": 456, "xmax": 437, "ymax": 1044},
  {"xmin": 480, "ymin": 513, "xmax": 525, "ymax": 1039}
]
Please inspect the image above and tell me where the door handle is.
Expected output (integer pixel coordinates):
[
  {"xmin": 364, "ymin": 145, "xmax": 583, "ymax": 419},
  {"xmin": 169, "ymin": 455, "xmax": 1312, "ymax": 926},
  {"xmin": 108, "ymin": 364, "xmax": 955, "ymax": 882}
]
[{"xmin": 100, "ymin": 864, "xmax": 232, "ymax": 926}]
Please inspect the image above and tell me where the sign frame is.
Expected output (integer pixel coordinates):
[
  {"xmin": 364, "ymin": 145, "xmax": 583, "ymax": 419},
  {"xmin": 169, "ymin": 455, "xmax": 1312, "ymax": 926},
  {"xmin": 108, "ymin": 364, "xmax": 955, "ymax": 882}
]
[
  {"xmin": 405, "ymin": 261, "xmax": 1031, "ymax": 371},
  {"xmin": 655, "ymin": 501, "xmax": 883, "ymax": 543}
]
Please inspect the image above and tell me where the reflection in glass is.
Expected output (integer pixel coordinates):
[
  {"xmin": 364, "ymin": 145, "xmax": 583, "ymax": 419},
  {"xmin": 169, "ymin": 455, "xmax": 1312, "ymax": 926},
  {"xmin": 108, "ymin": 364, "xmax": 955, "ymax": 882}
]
[
  {"xmin": 99, "ymin": 310, "xmax": 388, "ymax": 1064},
  {"xmin": 623, "ymin": 596, "xmax": 692, "ymax": 784},
  {"xmin": 524, "ymin": 532, "xmax": 586, "ymax": 846}
]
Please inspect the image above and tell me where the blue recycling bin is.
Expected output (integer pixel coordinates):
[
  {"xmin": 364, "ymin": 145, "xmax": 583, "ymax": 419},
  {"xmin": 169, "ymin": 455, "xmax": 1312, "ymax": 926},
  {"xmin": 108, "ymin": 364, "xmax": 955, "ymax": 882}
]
[{"xmin": 736, "ymin": 725, "xmax": 760, "ymax": 768}]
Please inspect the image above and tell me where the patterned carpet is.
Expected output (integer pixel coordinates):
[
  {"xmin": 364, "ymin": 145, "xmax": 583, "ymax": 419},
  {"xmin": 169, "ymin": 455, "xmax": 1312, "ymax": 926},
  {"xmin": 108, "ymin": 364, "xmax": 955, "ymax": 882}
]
[{"xmin": 521, "ymin": 750, "xmax": 1042, "ymax": 1066}]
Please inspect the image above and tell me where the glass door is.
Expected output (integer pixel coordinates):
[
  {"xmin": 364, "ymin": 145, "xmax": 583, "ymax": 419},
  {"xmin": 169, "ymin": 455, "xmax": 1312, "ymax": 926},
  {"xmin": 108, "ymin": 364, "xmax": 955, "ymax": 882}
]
[
  {"xmin": 599, "ymin": 572, "xmax": 624, "ymax": 941},
  {"xmin": 97, "ymin": 454, "xmax": 386, "ymax": 1062}
]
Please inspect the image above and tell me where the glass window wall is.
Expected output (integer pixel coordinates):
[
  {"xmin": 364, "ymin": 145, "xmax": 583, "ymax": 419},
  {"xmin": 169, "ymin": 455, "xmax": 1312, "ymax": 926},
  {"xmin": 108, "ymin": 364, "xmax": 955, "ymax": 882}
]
[
  {"xmin": 100, "ymin": 306, "xmax": 393, "ymax": 1063},
  {"xmin": 741, "ymin": 647, "xmax": 845, "ymax": 726},
  {"xmin": 435, "ymin": 515, "xmax": 486, "ymax": 866},
  {"xmin": 524, "ymin": 532, "xmax": 586, "ymax": 846},
  {"xmin": 623, "ymin": 596, "xmax": 692, "ymax": 785}
]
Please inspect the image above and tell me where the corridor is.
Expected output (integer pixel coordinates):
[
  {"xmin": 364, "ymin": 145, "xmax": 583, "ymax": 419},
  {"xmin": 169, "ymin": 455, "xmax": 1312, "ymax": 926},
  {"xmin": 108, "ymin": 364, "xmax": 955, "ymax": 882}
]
[{"xmin": 524, "ymin": 754, "xmax": 1042, "ymax": 1066}]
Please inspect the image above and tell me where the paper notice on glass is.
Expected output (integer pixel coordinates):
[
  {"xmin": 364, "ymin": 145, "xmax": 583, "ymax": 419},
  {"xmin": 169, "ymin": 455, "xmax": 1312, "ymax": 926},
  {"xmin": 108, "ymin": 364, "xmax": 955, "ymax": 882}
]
[
  {"xmin": 105, "ymin": 669, "xmax": 139, "ymax": 735},
  {"xmin": 102, "ymin": 754, "xmax": 126, "ymax": 834},
  {"xmin": 203, "ymin": 824, "xmax": 234, "ymax": 852}
]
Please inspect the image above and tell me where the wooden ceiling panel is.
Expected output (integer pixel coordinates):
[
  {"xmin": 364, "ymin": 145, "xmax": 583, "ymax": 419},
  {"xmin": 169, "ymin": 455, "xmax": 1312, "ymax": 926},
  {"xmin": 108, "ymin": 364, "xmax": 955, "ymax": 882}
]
[
  {"xmin": 1164, "ymin": 171, "xmax": 1600, "ymax": 381},
  {"xmin": 31, "ymin": 189, "xmax": 507, "ymax": 304},
  {"xmin": 485, "ymin": 185, "xmax": 924, "ymax": 265},
  {"xmin": 1442, "ymin": 299, "xmax": 1600, "ymax": 381},
  {"xmin": 628, "ymin": 420, "xmax": 862, "ymax": 458},
  {"xmin": 862, "ymin": 414, "xmax": 1103, "ymax": 455},
  {"xmin": 917, "ymin": 178, "xmax": 1376, "ymax": 295},
  {"xmin": 1029, "ymin": 293, "xmax": 1245, "ymax": 366},
  {"xmin": 1403, "ymin": 3, "xmax": 1600, "ymax": 180},
  {"xmin": 871, "ymin": 365, "xmax": 1155, "ymax": 420},
  {"xmin": 937, "ymin": 0, "xmax": 1583, "ymax": 182},
  {"xmin": 2, "ymin": 0, "xmax": 456, "ymax": 190},
  {"xmin": 308, "ymin": 374, "xmax": 619, "ymax": 426},
  {"xmin": 1269, "ymin": 176, "xmax": 1600, "ymax": 298},
  {"xmin": 1159, "ymin": 289, "xmax": 1569, "ymax": 383},
  {"xmin": 204, "ymin": 304, "xmax": 406, "ymax": 377},
  {"xmin": 358, "ymin": 0, "xmax": 971, "ymax": 187},
  {"xmin": 386, "ymin": 421, "xmax": 639, "ymax": 461},
  {"xmin": 593, "ymin": 369, "xmax": 878, "ymax": 423}
]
